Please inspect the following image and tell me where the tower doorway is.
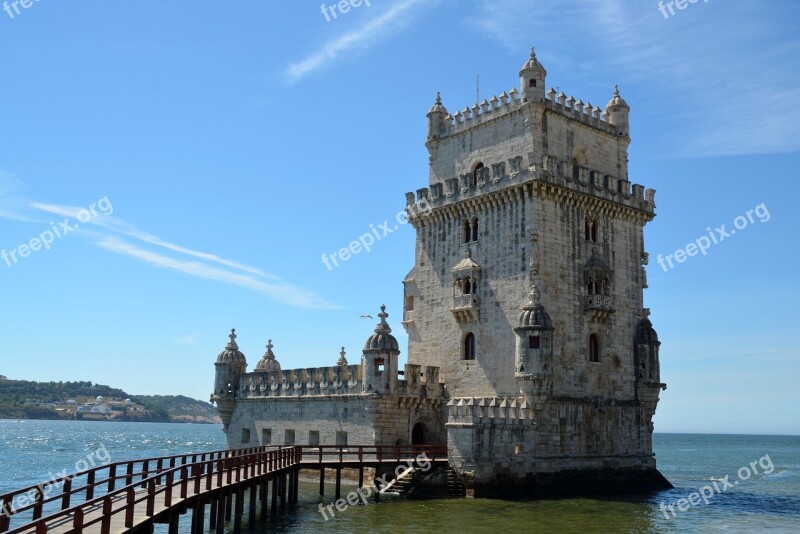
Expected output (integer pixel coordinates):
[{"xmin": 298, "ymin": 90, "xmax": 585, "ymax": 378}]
[{"xmin": 412, "ymin": 422, "xmax": 426, "ymax": 445}]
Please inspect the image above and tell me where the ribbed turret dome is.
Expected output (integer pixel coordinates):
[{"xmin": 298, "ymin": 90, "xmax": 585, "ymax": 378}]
[
  {"xmin": 217, "ymin": 329, "xmax": 247, "ymax": 366},
  {"xmin": 428, "ymin": 92, "xmax": 448, "ymax": 115},
  {"xmin": 520, "ymin": 47, "xmax": 546, "ymax": 74},
  {"xmin": 518, "ymin": 285, "xmax": 553, "ymax": 329},
  {"xmin": 635, "ymin": 317, "xmax": 660, "ymax": 345},
  {"xmin": 255, "ymin": 339, "xmax": 281, "ymax": 372},
  {"xmin": 606, "ymin": 85, "xmax": 629, "ymax": 110},
  {"xmin": 363, "ymin": 305, "xmax": 399, "ymax": 352}
]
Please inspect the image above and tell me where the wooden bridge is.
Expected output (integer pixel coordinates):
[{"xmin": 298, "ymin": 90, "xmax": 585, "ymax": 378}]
[{"xmin": 0, "ymin": 445, "xmax": 449, "ymax": 534}]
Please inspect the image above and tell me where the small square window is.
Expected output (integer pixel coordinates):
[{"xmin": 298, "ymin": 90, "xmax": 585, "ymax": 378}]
[
  {"xmin": 284, "ymin": 429, "xmax": 295, "ymax": 445},
  {"xmin": 336, "ymin": 431, "xmax": 348, "ymax": 447},
  {"xmin": 309, "ymin": 431, "xmax": 320, "ymax": 446},
  {"xmin": 241, "ymin": 428, "xmax": 251, "ymax": 444},
  {"xmin": 262, "ymin": 429, "xmax": 272, "ymax": 445}
]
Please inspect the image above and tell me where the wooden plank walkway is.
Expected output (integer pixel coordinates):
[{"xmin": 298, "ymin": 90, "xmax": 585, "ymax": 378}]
[{"xmin": 0, "ymin": 445, "xmax": 448, "ymax": 534}]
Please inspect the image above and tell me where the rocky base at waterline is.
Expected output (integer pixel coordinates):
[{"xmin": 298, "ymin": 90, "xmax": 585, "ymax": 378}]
[{"xmin": 463, "ymin": 468, "xmax": 674, "ymax": 498}]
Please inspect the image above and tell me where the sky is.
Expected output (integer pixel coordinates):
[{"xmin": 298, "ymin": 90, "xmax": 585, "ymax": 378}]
[{"xmin": 0, "ymin": 0, "xmax": 797, "ymax": 435}]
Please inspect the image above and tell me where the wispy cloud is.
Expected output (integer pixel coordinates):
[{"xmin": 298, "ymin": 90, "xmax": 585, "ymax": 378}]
[
  {"xmin": 30, "ymin": 201, "xmax": 274, "ymax": 278},
  {"xmin": 0, "ymin": 189, "xmax": 336, "ymax": 309},
  {"xmin": 465, "ymin": 0, "xmax": 800, "ymax": 158},
  {"xmin": 97, "ymin": 236, "xmax": 336, "ymax": 309},
  {"xmin": 284, "ymin": 0, "xmax": 435, "ymax": 83}
]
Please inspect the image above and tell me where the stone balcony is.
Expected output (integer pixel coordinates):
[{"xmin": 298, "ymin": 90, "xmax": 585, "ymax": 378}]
[
  {"xmin": 450, "ymin": 294, "xmax": 481, "ymax": 324},
  {"xmin": 584, "ymin": 295, "xmax": 615, "ymax": 322}
]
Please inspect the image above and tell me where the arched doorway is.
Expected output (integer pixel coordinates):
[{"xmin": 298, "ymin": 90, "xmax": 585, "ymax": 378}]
[{"xmin": 411, "ymin": 422, "xmax": 426, "ymax": 445}]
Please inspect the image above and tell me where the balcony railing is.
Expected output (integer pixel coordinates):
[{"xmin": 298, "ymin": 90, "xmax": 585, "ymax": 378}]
[
  {"xmin": 450, "ymin": 294, "xmax": 480, "ymax": 324},
  {"xmin": 585, "ymin": 294, "xmax": 613, "ymax": 310},
  {"xmin": 584, "ymin": 295, "xmax": 614, "ymax": 321}
]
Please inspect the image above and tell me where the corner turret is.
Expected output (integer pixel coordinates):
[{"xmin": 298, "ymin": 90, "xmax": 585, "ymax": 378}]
[
  {"xmin": 361, "ymin": 305, "xmax": 400, "ymax": 394},
  {"xmin": 520, "ymin": 47, "xmax": 547, "ymax": 103},
  {"xmin": 605, "ymin": 85, "xmax": 630, "ymax": 136},
  {"xmin": 212, "ymin": 329, "xmax": 247, "ymax": 429},
  {"xmin": 514, "ymin": 284, "xmax": 554, "ymax": 411},
  {"xmin": 426, "ymin": 92, "xmax": 450, "ymax": 144}
]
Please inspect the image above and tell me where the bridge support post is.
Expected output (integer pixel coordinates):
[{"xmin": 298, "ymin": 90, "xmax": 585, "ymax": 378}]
[
  {"xmin": 293, "ymin": 468, "xmax": 300, "ymax": 503},
  {"xmin": 271, "ymin": 476, "xmax": 278, "ymax": 514},
  {"xmin": 192, "ymin": 499, "xmax": 206, "ymax": 534},
  {"xmin": 248, "ymin": 482, "xmax": 257, "ymax": 532},
  {"xmin": 233, "ymin": 487, "xmax": 243, "ymax": 534},
  {"xmin": 359, "ymin": 466, "xmax": 364, "ymax": 489},
  {"xmin": 319, "ymin": 467, "xmax": 325, "ymax": 496},
  {"xmin": 335, "ymin": 467, "xmax": 342, "ymax": 500},
  {"xmin": 215, "ymin": 493, "xmax": 226, "ymax": 534},
  {"xmin": 260, "ymin": 478, "xmax": 269, "ymax": 520},
  {"xmin": 168, "ymin": 511, "xmax": 180, "ymax": 534},
  {"xmin": 209, "ymin": 495, "xmax": 217, "ymax": 530},
  {"xmin": 280, "ymin": 473, "xmax": 287, "ymax": 510},
  {"xmin": 225, "ymin": 489, "xmax": 233, "ymax": 521}
]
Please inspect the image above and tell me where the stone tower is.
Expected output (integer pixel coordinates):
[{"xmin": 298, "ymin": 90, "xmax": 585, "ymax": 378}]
[{"xmin": 403, "ymin": 48, "xmax": 669, "ymax": 495}]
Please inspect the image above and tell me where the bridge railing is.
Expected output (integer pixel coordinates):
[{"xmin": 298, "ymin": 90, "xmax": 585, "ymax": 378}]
[
  {"xmin": 1, "ymin": 444, "xmax": 449, "ymax": 534},
  {"xmin": 297, "ymin": 444, "xmax": 448, "ymax": 464},
  {"xmin": 0, "ymin": 445, "xmax": 288, "ymax": 534},
  {"xmin": 3, "ymin": 447, "xmax": 298, "ymax": 534}
]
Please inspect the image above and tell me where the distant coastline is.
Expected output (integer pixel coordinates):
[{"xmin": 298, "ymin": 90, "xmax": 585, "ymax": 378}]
[{"xmin": 0, "ymin": 377, "xmax": 221, "ymax": 425}]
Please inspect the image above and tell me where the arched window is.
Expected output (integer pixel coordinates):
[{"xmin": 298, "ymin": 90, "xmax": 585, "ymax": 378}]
[
  {"xmin": 591, "ymin": 221, "xmax": 598, "ymax": 242},
  {"xmin": 464, "ymin": 333, "xmax": 476, "ymax": 360},
  {"xmin": 463, "ymin": 220, "xmax": 471, "ymax": 244},
  {"xmin": 528, "ymin": 335, "xmax": 540, "ymax": 349},
  {"xmin": 462, "ymin": 277, "xmax": 472, "ymax": 295},
  {"xmin": 589, "ymin": 334, "xmax": 600, "ymax": 363},
  {"xmin": 471, "ymin": 217, "xmax": 479, "ymax": 242},
  {"xmin": 472, "ymin": 162, "xmax": 484, "ymax": 187}
]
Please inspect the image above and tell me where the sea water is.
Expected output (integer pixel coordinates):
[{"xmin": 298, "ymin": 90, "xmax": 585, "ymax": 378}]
[{"xmin": 1, "ymin": 420, "xmax": 798, "ymax": 533}]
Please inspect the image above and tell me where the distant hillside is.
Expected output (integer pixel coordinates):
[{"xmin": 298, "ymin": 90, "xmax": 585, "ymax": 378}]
[{"xmin": 0, "ymin": 379, "xmax": 220, "ymax": 424}]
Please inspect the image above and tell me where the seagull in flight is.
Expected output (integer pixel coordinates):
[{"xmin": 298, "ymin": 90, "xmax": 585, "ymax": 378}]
[{"xmin": 360, "ymin": 314, "xmax": 373, "ymax": 319}]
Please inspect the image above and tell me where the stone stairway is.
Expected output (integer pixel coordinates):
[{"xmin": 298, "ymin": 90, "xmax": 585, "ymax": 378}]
[{"xmin": 380, "ymin": 465, "xmax": 466, "ymax": 498}]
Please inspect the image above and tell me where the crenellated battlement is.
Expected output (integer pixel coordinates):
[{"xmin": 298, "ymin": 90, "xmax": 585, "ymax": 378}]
[
  {"xmin": 406, "ymin": 152, "xmax": 655, "ymax": 224},
  {"xmin": 543, "ymin": 87, "xmax": 619, "ymax": 134},
  {"xmin": 236, "ymin": 363, "xmax": 445, "ymax": 399},
  {"xmin": 396, "ymin": 364, "xmax": 445, "ymax": 398},
  {"xmin": 430, "ymin": 85, "xmax": 622, "ymax": 142},
  {"xmin": 447, "ymin": 396, "xmax": 534, "ymax": 424},
  {"xmin": 239, "ymin": 365, "xmax": 363, "ymax": 398}
]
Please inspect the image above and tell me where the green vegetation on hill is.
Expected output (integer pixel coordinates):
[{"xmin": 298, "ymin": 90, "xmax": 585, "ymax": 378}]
[{"xmin": 0, "ymin": 378, "xmax": 220, "ymax": 424}]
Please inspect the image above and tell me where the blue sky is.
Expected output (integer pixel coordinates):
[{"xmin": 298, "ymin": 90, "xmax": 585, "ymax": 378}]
[{"xmin": 0, "ymin": 1, "xmax": 797, "ymax": 435}]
